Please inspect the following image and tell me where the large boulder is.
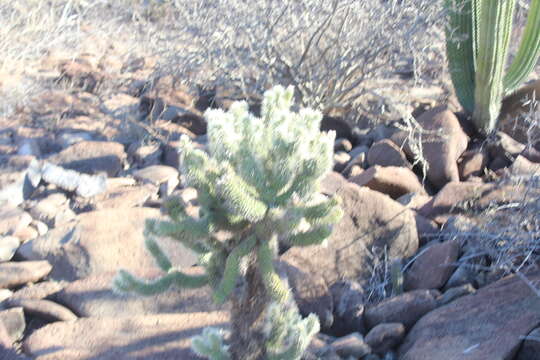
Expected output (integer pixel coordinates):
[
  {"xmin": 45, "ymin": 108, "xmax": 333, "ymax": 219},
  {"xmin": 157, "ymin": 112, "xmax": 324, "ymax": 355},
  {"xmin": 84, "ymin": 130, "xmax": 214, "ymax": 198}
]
[
  {"xmin": 399, "ymin": 272, "xmax": 540, "ymax": 360},
  {"xmin": 282, "ymin": 182, "xmax": 419, "ymax": 326}
]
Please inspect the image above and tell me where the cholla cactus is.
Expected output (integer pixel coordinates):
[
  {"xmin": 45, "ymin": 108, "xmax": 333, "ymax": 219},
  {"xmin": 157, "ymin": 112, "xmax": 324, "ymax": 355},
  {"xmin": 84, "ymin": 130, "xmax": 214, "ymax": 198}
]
[{"xmin": 113, "ymin": 85, "xmax": 342, "ymax": 359}]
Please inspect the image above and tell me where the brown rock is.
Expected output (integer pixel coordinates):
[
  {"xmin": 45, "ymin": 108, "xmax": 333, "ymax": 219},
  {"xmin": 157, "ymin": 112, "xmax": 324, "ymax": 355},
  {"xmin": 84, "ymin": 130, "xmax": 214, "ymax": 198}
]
[
  {"xmin": 397, "ymin": 193, "xmax": 432, "ymax": 211},
  {"xmin": 521, "ymin": 146, "xmax": 540, "ymax": 163},
  {"xmin": 404, "ymin": 241, "xmax": 460, "ymax": 290},
  {"xmin": 350, "ymin": 166, "xmax": 426, "ymax": 199},
  {"xmin": 509, "ymin": 155, "xmax": 540, "ymax": 176},
  {"xmin": 282, "ymin": 183, "xmax": 418, "ymax": 325},
  {"xmin": 330, "ymin": 333, "xmax": 371, "ymax": 358},
  {"xmin": 392, "ymin": 106, "xmax": 469, "ymax": 189},
  {"xmin": 100, "ymin": 93, "xmax": 140, "ymax": 121},
  {"xmin": 53, "ymin": 269, "xmax": 225, "ymax": 317},
  {"xmin": 28, "ymin": 193, "xmax": 75, "ymax": 228},
  {"xmin": 419, "ymin": 182, "xmax": 495, "ymax": 224},
  {"xmin": 364, "ymin": 289, "xmax": 440, "ymax": 330},
  {"xmin": 48, "ymin": 141, "xmax": 126, "ymax": 176},
  {"xmin": 320, "ymin": 171, "xmax": 348, "ymax": 196},
  {"xmin": 367, "ymin": 139, "xmax": 410, "ymax": 168},
  {"xmin": 17, "ymin": 208, "xmax": 198, "ymax": 281},
  {"xmin": 458, "ymin": 148, "xmax": 489, "ymax": 180},
  {"xmin": 7, "ymin": 281, "xmax": 64, "ymax": 303},
  {"xmin": 0, "ymin": 207, "xmax": 32, "ymax": 236},
  {"xmin": 0, "ymin": 308, "xmax": 25, "ymax": 346},
  {"xmin": 487, "ymin": 132, "xmax": 526, "ymax": 167},
  {"xmin": 399, "ymin": 272, "xmax": 540, "ymax": 360},
  {"xmin": 0, "ymin": 261, "xmax": 52, "ymax": 289},
  {"xmin": 333, "ymin": 151, "xmax": 351, "ymax": 173},
  {"xmin": 23, "ymin": 311, "xmax": 229, "ymax": 359},
  {"xmin": 499, "ymin": 79, "xmax": 540, "ymax": 144},
  {"xmin": 414, "ymin": 214, "xmax": 440, "ymax": 246},
  {"xmin": 365, "ymin": 322, "xmax": 405, "ymax": 354},
  {"xmin": 7, "ymin": 299, "xmax": 77, "ymax": 322},
  {"xmin": 94, "ymin": 184, "xmax": 157, "ymax": 209},
  {"xmin": 58, "ymin": 59, "xmax": 102, "ymax": 93},
  {"xmin": 516, "ymin": 327, "xmax": 540, "ymax": 360}
]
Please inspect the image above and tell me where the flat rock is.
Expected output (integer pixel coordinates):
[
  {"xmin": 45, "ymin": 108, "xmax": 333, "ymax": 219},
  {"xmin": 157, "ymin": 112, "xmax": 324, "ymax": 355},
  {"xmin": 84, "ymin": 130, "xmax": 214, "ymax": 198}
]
[
  {"xmin": 8, "ymin": 299, "xmax": 77, "ymax": 322},
  {"xmin": 53, "ymin": 269, "xmax": 226, "ymax": 317},
  {"xmin": 0, "ymin": 261, "xmax": 52, "ymax": 289},
  {"xmin": 48, "ymin": 141, "xmax": 126, "ymax": 176},
  {"xmin": 404, "ymin": 240, "xmax": 460, "ymax": 290},
  {"xmin": 23, "ymin": 311, "xmax": 229, "ymax": 359},
  {"xmin": 282, "ymin": 183, "xmax": 418, "ymax": 325},
  {"xmin": 7, "ymin": 281, "xmax": 65, "ymax": 303},
  {"xmin": 17, "ymin": 208, "xmax": 198, "ymax": 281},
  {"xmin": 93, "ymin": 184, "xmax": 157, "ymax": 209},
  {"xmin": 399, "ymin": 272, "xmax": 540, "ymax": 360},
  {"xmin": 350, "ymin": 166, "xmax": 426, "ymax": 199},
  {"xmin": 331, "ymin": 333, "xmax": 371, "ymax": 358},
  {"xmin": 364, "ymin": 289, "xmax": 440, "ymax": 330}
]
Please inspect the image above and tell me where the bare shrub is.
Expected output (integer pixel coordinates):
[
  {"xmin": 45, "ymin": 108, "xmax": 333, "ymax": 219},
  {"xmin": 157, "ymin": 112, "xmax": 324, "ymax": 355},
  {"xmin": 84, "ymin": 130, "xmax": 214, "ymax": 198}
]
[{"xmin": 148, "ymin": 0, "xmax": 447, "ymax": 124}]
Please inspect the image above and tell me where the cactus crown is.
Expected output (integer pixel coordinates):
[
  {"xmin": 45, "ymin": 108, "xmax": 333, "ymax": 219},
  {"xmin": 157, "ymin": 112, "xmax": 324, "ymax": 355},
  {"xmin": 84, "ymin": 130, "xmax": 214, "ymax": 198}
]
[
  {"xmin": 113, "ymin": 85, "xmax": 342, "ymax": 359},
  {"xmin": 445, "ymin": 0, "xmax": 540, "ymax": 134}
]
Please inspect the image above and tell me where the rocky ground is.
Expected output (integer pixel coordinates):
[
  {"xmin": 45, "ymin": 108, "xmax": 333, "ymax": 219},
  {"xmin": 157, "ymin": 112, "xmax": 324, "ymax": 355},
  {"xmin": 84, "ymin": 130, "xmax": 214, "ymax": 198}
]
[{"xmin": 1, "ymin": 4, "xmax": 540, "ymax": 358}]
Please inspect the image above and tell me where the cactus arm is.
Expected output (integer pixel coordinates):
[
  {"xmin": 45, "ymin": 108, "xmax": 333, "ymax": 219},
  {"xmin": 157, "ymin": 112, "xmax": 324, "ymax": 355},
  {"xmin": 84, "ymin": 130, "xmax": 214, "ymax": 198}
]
[
  {"xmin": 113, "ymin": 269, "xmax": 209, "ymax": 296},
  {"xmin": 286, "ymin": 225, "xmax": 333, "ymax": 247},
  {"xmin": 144, "ymin": 236, "xmax": 173, "ymax": 271},
  {"xmin": 503, "ymin": 0, "xmax": 540, "ymax": 94},
  {"xmin": 472, "ymin": 0, "xmax": 516, "ymax": 133},
  {"xmin": 214, "ymin": 235, "xmax": 257, "ymax": 304},
  {"xmin": 145, "ymin": 218, "xmax": 211, "ymax": 254},
  {"xmin": 216, "ymin": 171, "xmax": 268, "ymax": 222},
  {"xmin": 444, "ymin": 0, "xmax": 478, "ymax": 113},
  {"xmin": 257, "ymin": 241, "xmax": 290, "ymax": 303}
]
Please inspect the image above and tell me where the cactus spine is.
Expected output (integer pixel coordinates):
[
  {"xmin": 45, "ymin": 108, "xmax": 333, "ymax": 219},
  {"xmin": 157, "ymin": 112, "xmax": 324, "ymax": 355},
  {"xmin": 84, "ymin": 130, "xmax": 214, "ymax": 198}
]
[
  {"xmin": 445, "ymin": 0, "xmax": 540, "ymax": 134},
  {"xmin": 113, "ymin": 85, "xmax": 342, "ymax": 360}
]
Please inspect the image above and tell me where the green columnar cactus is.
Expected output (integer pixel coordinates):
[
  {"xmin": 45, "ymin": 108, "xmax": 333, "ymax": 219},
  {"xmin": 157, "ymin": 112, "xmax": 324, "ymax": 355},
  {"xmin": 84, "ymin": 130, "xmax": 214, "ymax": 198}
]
[
  {"xmin": 445, "ymin": 0, "xmax": 540, "ymax": 134},
  {"xmin": 113, "ymin": 85, "xmax": 342, "ymax": 360}
]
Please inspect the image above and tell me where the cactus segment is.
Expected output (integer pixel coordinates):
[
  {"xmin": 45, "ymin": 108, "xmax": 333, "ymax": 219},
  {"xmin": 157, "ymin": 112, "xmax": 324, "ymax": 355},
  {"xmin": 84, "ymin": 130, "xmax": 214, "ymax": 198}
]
[
  {"xmin": 257, "ymin": 241, "xmax": 290, "ymax": 303},
  {"xmin": 286, "ymin": 225, "xmax": 333, "ymax": 247},
  {"xmin": 214, "ymin": 235, "xmax": 257, "ymax": 304},
  {"xmin": 113, "ymin": 269, "xmax": 209, "ymax": 296},
  {"xmin": 472, "ymin": 0, "xmax": 516, "ymax": 133},
  {"xmin": 216, "ymin": 171, "xmax": 268, "ymax": 222},
  {"xmin": 444, "ymin": 0, "xmax": 478, "ymax": 113},
  {"xmin": 144, "ymin": 236, "xmax": 172, "ymax": 271},
  {"xmin": 146, "ymin": 218, "xmax": 210, "ymax": 253},
  {"xmin": 504, "ymin": 0, "xmax": 540, "ymax": 94}
]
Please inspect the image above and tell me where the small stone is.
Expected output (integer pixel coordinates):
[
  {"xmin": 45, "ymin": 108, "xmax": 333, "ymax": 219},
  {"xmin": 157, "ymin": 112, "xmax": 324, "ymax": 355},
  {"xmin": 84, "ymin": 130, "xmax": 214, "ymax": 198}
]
[
  {"xmin": 0, "ymin": 307, "xmax": 25, "ymax": 345},
  {"xmin": 367, "ymin": 139, "xmax": 410, "ymax": 168},
  {"xmin": 128, "ymin": 142, "xmax": 162, "ymax": 168},
  {"xmin": 31, "ymin": 220, "xmax": 48, "ymax": 236},
  {"xmin": 133, "ymin": 165, "xmax": 179, "ymax": 197},
  {"xmin": 13, "ymin": 226, "xmax": 39, "ymax": 243},
  {"xmin": 0, "ymin": 261, "xmax": 53, "ymax": 289},
  {"xmin": 0, "ymin": 237, "xmax": 20, "ymax": 262},
  {"xmin": 365, "ymin": 289, "xmax": 440, "ymax": 330},
  {"xmin": 333, "ymin": 151, "xmax": 351, "ymax": 172},
  {"xmin": 0, "ymin": 207, "xmax": 32, "ymax": 236},
  {"xmin": 331, "ymin": 332, "xmax": 371, "ymax": 358},
  {"xmin": 365, "ymin": 322, "xmax": 406, "ymax": 354},
  {"xmin": 56, "ymin": 131, "xmax": 94, "ymax": 148},
  {"xmin": 334, "ymin": 138, "xmax": 353, "ymax": 153},
  {"xmin": 350, "ymin": 166, "xmax": 426, "ymax": 200},
  {"xmin": 439, "ymin": 283, "xmax": 476, "ymax": 305}
]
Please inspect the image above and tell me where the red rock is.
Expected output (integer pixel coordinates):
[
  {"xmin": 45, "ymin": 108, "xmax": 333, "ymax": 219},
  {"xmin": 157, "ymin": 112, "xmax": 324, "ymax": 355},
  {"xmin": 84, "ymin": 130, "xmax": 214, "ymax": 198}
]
[
  {"xmin": 350, "ymin": 166, "xmax": 426, "ymax": 199},
  {"xmin": 399, "ymin": 272, "xmax": 540, "ymax": 360},
  {"xmin": 0, "ymin": 261, "xmax": 52, "ymax": 289},
  {"xmin": 364, "ymin": 290, "xmax": 440, "ymax": 330},
  {"xmin": 392, "ymin": 106, "xmax": 469, "ymax": 189},
  {"xmin": 367, "ymin": 139, "xmax": 410, "ymax": 168},
  {"xmin": 404, "ymin": 241, "xmax": 460, "ymax": 290},
  {"xmin": 458, "ymin": 149, "xmax": 489, "ymax": 180}
]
